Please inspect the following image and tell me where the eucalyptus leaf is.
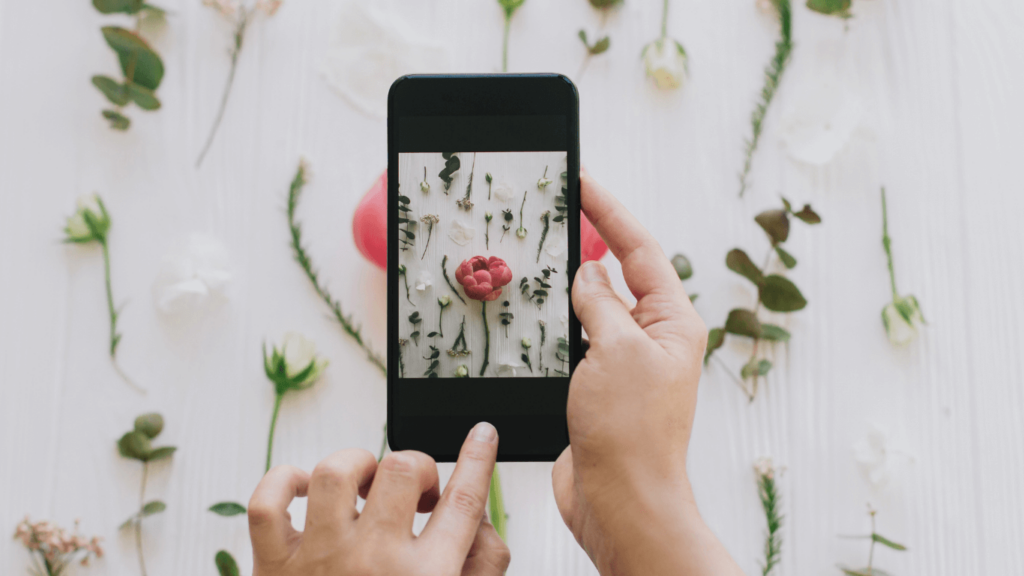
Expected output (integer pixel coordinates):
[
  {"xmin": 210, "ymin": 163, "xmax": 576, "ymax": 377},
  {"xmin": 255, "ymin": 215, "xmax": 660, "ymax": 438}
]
[
  {"xmin": 759, "ymin": 275, "xmax": 807, "ymax": 312},
  {"xmin": 147, "ymin": 446, "xmax": 177, "ymax": 461},
  {"xmin": 671, "ymin": 254, "xmax": 693, "ymax": 280},
  {"xmin": 215, "ymin": 550, "xmax": 241, "ymax": 576},
  {"xmin": 141, "ymin": 500, "xmax": 166, "ymax": 516},
  {"xmin": 101, "ymin": 26, "xmax": 164, "ymax": 90},
  {"xmin": 793, "ymin": 204, "xmax": 822, "ymax": 224},
  {"xmin": 725, "ymin": 309, "xmax": 761, "ymax": 338},
  {"xmin": 760, "ymin": 324, "xmax": 791, "ymax": 342},
  {"xmin": 117, "ymin": 431, "xmax": 152, "ymax": 461},
  {"xmin": 704, "ymin": 328, "xmax": 725, "ymax": 365},
  {"xmin": 871, "ymin": 533, "xmax": 908, "ymax": 551},
  {"xmin": 755, "ymin": 209, "xmax": 790, "ymax": 245},
  {"xmin": 93, "ymin": 0, "xmax": 144, "ymax": 14},
  {"xmin": 127, "ymin": 82, "xmax": 161, "ymax": 110},
  {"xmin": 806, "ymin": 0, "xmax": 852, "ymax": 16},
  {"xmin": 92, "ymin": 75, "xmax": 129, "ymax": 106},
  {"xmin": 775, "ymin": 246, "xmax": 797, "ymax": 269},
  {"xmin": 209, "ymin": 502, "xmax": 247, "ymax": 516},
  {"xmin": 134, "ymin": 413, "xmax": 164, "ymax": 438},
  {"xmin": 741, "ymin": 358, "xmax": 772, "ymax": 379},
  {"xmin": 103, "ymin": 109, "xmax": 131, "ymax": 130},
  {"xmin": 726, "ymin": 249, "xmax": 763, "ymax": 286}
]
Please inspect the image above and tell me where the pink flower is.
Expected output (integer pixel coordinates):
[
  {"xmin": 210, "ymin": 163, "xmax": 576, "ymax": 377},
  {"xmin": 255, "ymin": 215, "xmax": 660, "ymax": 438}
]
[{"xmin": 455, "ymin": 256, "xmax": 512, "ymax": 301}]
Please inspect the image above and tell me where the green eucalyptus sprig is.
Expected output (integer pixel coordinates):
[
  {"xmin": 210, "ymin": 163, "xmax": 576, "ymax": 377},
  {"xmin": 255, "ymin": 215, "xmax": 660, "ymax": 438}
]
[
  {"xmin": 807, "ymin": 0, "xmax": 852, "ymax": 18},
  {"xmin": 263, "ymin": 332, "xmax": 328, "ymax": 472},
  {"xmin": 498, "ymin": 301, "xmax": 514, "ymax": 337},
  {"xmin": 196, "ymin": 0, "xmax": 283, "ymax": 167},
  {"xmin": 398, "ymin": 193, "xmax": 415, "ymax": 252},
  {"xmin": 577, "ymin": 30, "xmax": 611, "ymax": 79},
  {"xmin": 497, "ymin": 0, "xmax": 526, "ymax": 72},
  {"xmin": 537, "ymin": 211, "xmax": 551, "ymax": 262},
  {"xmin": 439, "ymin": 152, "xmax": 460, "ymax": 195},
  {"xmin": 428, "ymin": 296, "xmax": 451, "ymax": 338},
  {"xmin": 441, "ymin": 255, "xmax": 467, "ymax": 305},
  {"xmin": 447, "ymin": 316, "xmax": 470, "ymax": 357},
  {"xmin": 457, "ymin": 153, "xmax": 477, "ymax": 210},
  {"xmin": 118, "ymin": 413, "xmax": 176, "ymax": 576},
  {"xmin": 91, "ymin": 1, "xmax": 166, "ymax": 131},
  {"xmin": 287, "ymin": 161, "xmax": 386, "ymax": 375},
  {"xmin": 754, "ymin": 458, "xmax": 783, "ymax": 576},
  {"xmin": 838, "ymin": 505, "xmax": 907, "ymax": 576},
  {"xmin": 522, "ymin": 266, "xmax": 556, "ymax": 309},
  {"xmin": 500, "ymin": 209, "xmax": 514, "ymax": 242},
  {"xmin": 408, "ymin": 311, "xmax": 422, "ymax": 345},
  {"xmin": 739, "ymin": 0, "xmax": 793, "ymax": 197},
  {"xmin": 555, "ymin": 172, "xmax": 569, "ymax": 226},
  {"xmin": 880, "ymin": 188, "xmax": 924, "ymax": 346},
  {"xmin": 64, "ymin": 193, "xmax": 142, "ymax": 393},
  {"xmin": 424, "ymin": 345, "xmax": 441, "ymax": 378},
  {"xmin": 704, "ymin": 198, "xmax": 821, "ymax": 400}
]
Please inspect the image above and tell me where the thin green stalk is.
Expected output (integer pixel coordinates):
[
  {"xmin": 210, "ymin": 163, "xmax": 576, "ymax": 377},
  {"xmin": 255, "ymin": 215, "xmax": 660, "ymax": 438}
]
[
  {"xmin": 378, "ymin": 423, "xmax": 388, "ymax": 462},
  {"xmin": 101, "ymin": 239, "xmax": 120, "ymax": 358},
  {"xmin": 197, "ymin": 10, "xmax": 249, "ymax": 167},
  {"xmin": 502, "ymin": 16, "xmax": 511, "ymax": 72},
  {"xmin": 442, "ymin": 255, "xmax": 467, "ymax": 305},
  {"xmin": 265, "ymin": 392, "xmax": 284, "ymax": 473},
  {"xmin": 660, "ymin": 0, "xmax": 669, "ymax": 39},
  {"xmin": 479, "ymin": 301, "xmax": 490, "ymax": 376},
  {"xmin": 287, "ymin": 161, "xmax": 387, "ymax": 376},
  {"xmin": 489, "ymin": 464, "xmax": 507, "ymax": 540},
  {"xmin": 881, "ymin": 187, "xmax": 898, "ymax": 299},
  {"xmin": 739, "ymin": 0, "xmax": 792, "ymax": 197},
  {"xmin": 136, "ymin": 462, "xmax": 149, "ymax": 576}
]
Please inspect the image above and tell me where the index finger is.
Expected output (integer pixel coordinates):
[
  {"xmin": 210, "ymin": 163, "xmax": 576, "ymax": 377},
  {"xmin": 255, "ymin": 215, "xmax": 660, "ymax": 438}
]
[
  {"xmin": 581, "ymin": 170, "xmax": 686, "ymax": 301},
  {"xmin": 248, "ymin": 465, "xmax": 310, "ymax": 565},
  {"xmin": 419, "ymin": 422, "xmax": 499, "ymax": 563}
]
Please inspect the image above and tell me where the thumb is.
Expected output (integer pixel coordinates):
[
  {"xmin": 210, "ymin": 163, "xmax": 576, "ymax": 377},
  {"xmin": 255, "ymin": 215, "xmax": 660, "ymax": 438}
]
[
  {"xmin": 551, "ymin": 447, "xmax": 576, "ymax": 532},
  {"xmin": 572, "ymin": 261, "xmax": 639, "ymax": 345}
]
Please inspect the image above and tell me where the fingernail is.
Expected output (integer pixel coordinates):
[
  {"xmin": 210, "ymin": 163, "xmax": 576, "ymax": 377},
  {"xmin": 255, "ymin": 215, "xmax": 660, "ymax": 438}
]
[
  {"xmin": 581, "ymin": 261, "xmax": 610, "ymax": 285},
  {"xmin": 470, "ymin": 422, "xmax": 498, "ymax": 443}
]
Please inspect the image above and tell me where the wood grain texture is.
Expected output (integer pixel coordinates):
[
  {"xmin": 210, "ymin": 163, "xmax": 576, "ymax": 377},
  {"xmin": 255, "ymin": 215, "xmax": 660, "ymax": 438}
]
[{"xmin": 1, "ymin": 0, "xmax": 1021, "ymax": 574}]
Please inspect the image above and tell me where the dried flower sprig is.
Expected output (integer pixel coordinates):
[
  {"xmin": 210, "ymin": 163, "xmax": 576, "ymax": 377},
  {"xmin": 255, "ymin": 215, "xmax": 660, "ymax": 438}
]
[
  {"xmin": 642, "ymin": 0, "xmax": 688, "ymax": 89},
  {"xmin": 880, "ymin": 188, "xmax": 924, "ymax": 346},
  {"xmin": 91, "ymin": 1, "xmax": 166, "ymax": 131},
  {"xmin": 485, "ymin": 212, "xmax": 493, "ymax": 249},
  {"xmin": 439, "ymin": 152, "xmax": 460, "ymax": 195},
  {"xmin": 263, "ymin": 333, "xmax": 328, "ymax": 472},
  {"xmin": 704, "ymin": 198, "xmax": 820, "ymax": 400},
  {"xmin": 497, "ymin": 0, "xmax": 527, "ymax": 72},
  {"xmin": 196, "ymin": 0, "xmax": 282, "ymax": 166},
  {"xmin": 537, "ymin": 210, "xmax": 551, "ymax": 263},
  {"xmin": 754, "ymin": 458, "xmax": 783, "ymax": 576},
  {"xmin": 14, "ymin": 517, "xmax": 103, "ymax": 576},
  {"xmin": 500, "ymin": 209, "xmax": 514, "ymax": 242},
  {"xmin": 521, "ymin": 337, "xmax": 533, "ymax": 372},
  {"xmin": 441, "ymin": 255, "xmax": 468, "ymax": 305},
  {"xmin": 499, "ymin": 300, "xmax": 514, "ymax": 337},
  {"xmin": 838, "ymin": 505, "xmax": 907, "ymax": 576},
  {"xmin": 738, "ymin": 0, "xmax": 793, "ymax": 196},
  {"xmin": 429, "ymin": 296, "xmax": 451, "ymax": 338},
  {"xmin": 398, "ymin": 265, "xmax": 414, "ymax": 306},
  {"xmin": 118, "ymin": 413, "xmax": 176, "ymax": 576},
  {"xmin": 408, "ymin": 311, "xmax": 422, "ymax": 345},
  {"xmin": 448, "ymin": 316, "xmax": 471, "ymax": 357},
  {"xmin": 420, "ymin": 214, "xmax": 439, "ymax": 259},
  {"xmin": 64, "ymin": 194, "xmax": 141, "ymax": 393},
  {"xmin": 424, "ymin": 345, "xmax": 441, "ymax": 378},
  {"xmin": 516, "ymin": 191, "xmax": 528, "ymax": 239},
  {"xmin": 287, "ymin": 161, "xmax": 386, "ymax": 375},
  {"xmin": 457, "ymin": 153, "xmax": 477, "ymax": 210}
]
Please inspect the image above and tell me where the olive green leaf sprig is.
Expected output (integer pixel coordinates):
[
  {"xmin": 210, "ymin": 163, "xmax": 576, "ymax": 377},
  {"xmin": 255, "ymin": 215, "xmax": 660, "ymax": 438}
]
[
  {"xmin": 554, "ymin": 336, "xmax": 570, "ymax": 376},
  {"xmin": 263, "ymin": 332, "xmax": 328, "ymax": 472},
  {"xmin": 497, "ymin": 0, "xmax": 526, "ymax": 72},
  {"xmin": 457, "ymin": 153, "xmax": 477, "ymax": 210},
  {"xmin": 91, "ymin": 1, "xmax": 166, "ymax": 131},
  {"xmin": 408, "ymin": 311, "xmax": 422, "ymax": 345},
  {"xmin": 420, "ymin": 214, "xmax": 439, "ymax": 259},
  {"xmin": 439, "ymin": 152, "xmax": 461, "ymax": 195},
  {"xmin": 448, "ymin": 316, "xmax": 471, "ymax": 357},
  {"xmin": 499, "ymin": 301, "xmax": 514, "ymax": 337},
  {"xmin": 537, "ymin": 211, "xmax": 551, "ymax": 263},
  {"xmin": 420, "ymin": 167, "xmax": 431, "ymax": 193},
  {"xmin": 880, "ymin": 188, "xmax": 925, "ymax": 346},
  {"xmin": 704, "ymin": 198, "xmax": 821, "ymax": 401},
  {"xmin": 398, "ymin": 265, "xmax": 414, "ymax": 306},
  {"xmin": 485, "ymin": 212, "xmax": 494, "ymax": 249},
  {"xmin": 118, "ymin": 413, "xmax": 176, "ymax": 576},
  {"xmin": 424, "ymin": 345, "xmax": 441, "ymax": 378},
  {"xmin": 215, "ymin": 551, "xmax": 240, "ymax": 576},
  {"xmin": 521, "ymin": 337, "xmax": 533, "ymax": 372},
  {"xmin": 397, "ymin": 339, "xmax": 408, "ymax": 378},
  {"xmin": 738, "ymin": 0, "xmax": 793, "ymax": 197},
  {"xmin": 807, "ymin": 0, "xmax": 852, "ymax": 19},
  {"xmin": 671, "ymin": 253, "xmax": 699, "ymax": 301},
  {"xmin": 838, "ymin": 505, "xmax": 907, "ymax": 576},
  {"xmin": 577, "ymin": 30, "xmax": 611, "ymax": 79},
  {"xmin": 398, "ymin": 193, "xmax": 416, "ymax": 252},
  {"xmin": 500, "ymin": 209, "xmax": 514, "ymax": 242},
  {"xmin": 196, "ymin": 0, "xmax": 283, "ymax": 167},
  {"xmin": 555, "ymin": 172, "xmax": 569, "ymax": 226},
  {"xmin": 287, "ymin": 161, "xmax": 386, "ymax": 375},
  {"xmin": 522, "ymin": 266, "xmax": 556, "ymax": 310},
  {"xmin": 208, "ymin": 502, "xmax": 246, "ymax": 518},
  {"xmin": 754, "ymin": 458, "xmax": 783, "ymax": 576},
  {"xmin": 539, "ymin": 320, "xmax": 547, "ymax": 375},
  {"xmin": 64, "ymin": 193, "xmax": 143, "ymax": 393},
  {"xmin": 516, "ymin": 191, "xmax": 528, "ymax": 239},
  {"xmin": 429, "ymin": 296, "xmax": 451, "ymax": 338},
  {"xmin": 441, "ymin": 255, "xmax": 468, "ymax": 305},
  {"xmin": 642, "ymin": 0, "xmax": 688, "ymax": 90}
]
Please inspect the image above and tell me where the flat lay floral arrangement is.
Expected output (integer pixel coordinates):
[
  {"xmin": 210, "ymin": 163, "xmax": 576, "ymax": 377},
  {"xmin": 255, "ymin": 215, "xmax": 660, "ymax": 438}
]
[{"xmin": 14, "ymin": 0, "xmax": 927, "ymax": 575}]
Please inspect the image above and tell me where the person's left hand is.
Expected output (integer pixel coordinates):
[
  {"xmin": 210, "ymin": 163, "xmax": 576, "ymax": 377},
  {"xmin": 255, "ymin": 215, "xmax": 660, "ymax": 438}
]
[{"xmin": 248, "ymin": 422, "xmax": 510, "ymax": 576}]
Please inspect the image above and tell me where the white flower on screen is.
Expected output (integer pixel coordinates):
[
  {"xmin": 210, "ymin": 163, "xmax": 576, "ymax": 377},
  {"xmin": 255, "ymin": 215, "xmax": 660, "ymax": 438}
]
[
  {"xmin": 642, "ymin": 38, "xmax": 688, "ymax": 90},
  {"xmin": 853, "ymin": 424, "xmax": 911, "ymax": 490},
  {"xmin": 778, "ymin": 74, "xmax": 865, "ymax": 166},
  {"xmin": 152, "ymin": 233, "xmax": 232, "ymax": 317},
  {"xmin": 492, "ymin": 182, "xmax": 516, "ymax": 203},
  {"xmin": 545, "ymin": 235, "xmax": 567, "ymax": 258},
  {"xmin": 447, "ymin": 220, "xmax": 475, "ymax": 246},
  {"xmin": 415, "ymin": 270, "xmax": 433, "ymax": 292}
]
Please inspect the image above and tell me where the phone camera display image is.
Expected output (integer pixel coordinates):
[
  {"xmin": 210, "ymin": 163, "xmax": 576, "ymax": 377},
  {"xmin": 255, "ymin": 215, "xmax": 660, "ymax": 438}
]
[{"xmin": 397, "ymin": 151, "xmax": 570, "ymax": 380}]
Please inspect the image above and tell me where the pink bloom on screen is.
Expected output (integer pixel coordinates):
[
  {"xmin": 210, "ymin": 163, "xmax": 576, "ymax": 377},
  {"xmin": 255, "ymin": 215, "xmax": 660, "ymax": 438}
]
[{"xmin": 455, "ymin": 256, "xmax": 513, "ymax": 301}]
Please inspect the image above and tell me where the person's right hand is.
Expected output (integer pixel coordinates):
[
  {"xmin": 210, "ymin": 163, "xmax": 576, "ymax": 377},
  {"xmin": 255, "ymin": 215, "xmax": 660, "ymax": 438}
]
[{"xmin": 552, "ymin": 172, "xmax": 744, "ymax": 576}]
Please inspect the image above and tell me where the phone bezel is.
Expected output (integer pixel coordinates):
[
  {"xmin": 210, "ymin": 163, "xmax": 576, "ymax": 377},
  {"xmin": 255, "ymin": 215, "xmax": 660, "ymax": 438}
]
[{"xmin": 387, "ymin": 74, "xmax": 581, "ymax": 462}]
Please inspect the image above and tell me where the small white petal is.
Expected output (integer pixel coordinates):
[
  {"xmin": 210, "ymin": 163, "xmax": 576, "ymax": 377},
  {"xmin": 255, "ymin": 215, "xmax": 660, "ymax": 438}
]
[
  {"xmin": 448, "ymin": 220, "xmax": 476, "ymax": 246},
  {"xmin": 496, "ymin": 364, "xmax": 520, "ymax": 378},
  {"xmin": 152, "ymin": 233, "xmax": 232, "ymax": 317},
  {"xmin": 492, "ymin": 182, "xmax": 516, "ymax": 202},
  {"xmin": 415, "ymin": 270, "xmax": 433, "ymax": 292},
  {"xmin": 779, "ymin": 75, "xmax": 865, "ymax": 166},
  {"xmin": 545, "ymin": 236, "xmax": 567, "ymax": 258}
]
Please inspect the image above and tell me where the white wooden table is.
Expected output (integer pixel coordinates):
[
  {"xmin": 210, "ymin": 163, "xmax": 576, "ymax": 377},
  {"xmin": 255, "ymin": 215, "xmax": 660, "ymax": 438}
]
[{"xmin": 1, "ymin": 0, "xmax": 1022, "ymax": 574}]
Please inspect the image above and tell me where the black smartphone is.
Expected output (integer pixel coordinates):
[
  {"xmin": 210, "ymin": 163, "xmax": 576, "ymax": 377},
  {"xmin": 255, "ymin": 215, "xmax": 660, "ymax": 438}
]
[{"xmin": 387, "ymin": 74, "xmax": 582, "ymax": 462}]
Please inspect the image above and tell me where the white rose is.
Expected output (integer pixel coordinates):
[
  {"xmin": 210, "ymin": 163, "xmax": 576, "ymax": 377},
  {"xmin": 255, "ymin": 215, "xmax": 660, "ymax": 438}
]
[
  {"xmin": 280, "ymin": 332, "xmax": 328, "ymax": 382},
  {"xmin": 882, "ymin": 295, "xmax": 924, "ymax": 345},
  {"xmin": 643, "ymin": 38, "xmax": 688, "ymax": 90},
  {"xmin": 64, "ymin": 193, "xmax": 108, "ymax": 243}
]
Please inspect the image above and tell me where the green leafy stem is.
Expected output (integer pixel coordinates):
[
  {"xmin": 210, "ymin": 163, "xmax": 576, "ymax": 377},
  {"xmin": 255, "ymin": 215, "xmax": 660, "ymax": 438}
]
[
  {"xmin": 117, "ymin": 413, "xmax": 176, "ymax": 576},
  {"xmin": 757, "ymin": 464, "xmax": 783, "ymax": 576}
]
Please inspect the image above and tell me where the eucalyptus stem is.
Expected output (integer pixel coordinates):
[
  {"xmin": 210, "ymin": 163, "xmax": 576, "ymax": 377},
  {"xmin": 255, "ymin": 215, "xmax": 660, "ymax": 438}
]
[
  {"xmin": 197, "ymin": 10, "xmax": 249, "ymax": 167},
  {"xmin": 881, "ymin": 187, "xmax": 898, "ymax": 299},
  {"xmin": 265, "ymin": 392, "xmax": 283, "ymax": 473},
  {"xmin": 136, "ymin": 462, "xmax": 149, "ymax": 576},
  {"xmin": 287, "ymin": 161, "xmax": 387, "ymax": 376},
  {"xmin": 502, "ymin": 16, "xmax": 511, "ymax": 72},
  {"xmin": 480, "ymin": 301, "xmax": 490, "ymax": 376},
  {"xmin": 442, "ymin": 255, "xmax": 467, "ymax": 305},
  {"xmin": 489, "ymin": 464, "xmax": 508, "ymax": 540},
  {"xmin": 660, "ymin": 0, "xmax": 669, "ymax": 39},
  {"xmin": 100, "ymin": 239, "xmax": 119, "ymax": 358}
]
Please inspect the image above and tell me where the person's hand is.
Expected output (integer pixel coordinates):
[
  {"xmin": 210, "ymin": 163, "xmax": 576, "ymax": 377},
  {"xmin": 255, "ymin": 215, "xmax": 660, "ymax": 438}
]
[
  {"xmin": 552, "ymin": 172, "xmax": 744, "ymax": 576},
  {"xmin": 248, "ymin": 422, "xmax": 510, "ymax": 576}
]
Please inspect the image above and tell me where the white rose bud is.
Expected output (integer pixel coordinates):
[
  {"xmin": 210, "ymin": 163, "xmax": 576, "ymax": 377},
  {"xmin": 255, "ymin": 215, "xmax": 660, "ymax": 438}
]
[
  {"xmin": 521, "ymin": 337, "xmax": 532, "ymax": 349},
  {"xmin": 643, "ymin": 38, "xmax": 688, "ymax": 90},
  {"xmin": 420, "ymin": 180, "xmax": 430, "ymax": 193},
  {"xmin": 485, "ymin": 211, "xmax": 493, "ymax": 222},
  {"xmin": 882, "ymin": 295, "xmax": 925, "ymax": 346},
  {"xmin": 455, "ymin": 364, "xmax": 469, "ymax": 378},
  {"xmin": 438, "ymin": 295, "xmax": 451, "ymax": 308},
  {"xmin": 264, "ymin": 332, "xmax": 329, "ymax": 390},
  {"xmin": 537, "ymin": 176, "xmax": 553, "ymax": 189},
  {"xmin": 64, "ymin": 193, "xmax": 110, "ymax": 243},
  {"xmin": 516, "ymin": 227, "xmax": 527, "ymax": 239}
]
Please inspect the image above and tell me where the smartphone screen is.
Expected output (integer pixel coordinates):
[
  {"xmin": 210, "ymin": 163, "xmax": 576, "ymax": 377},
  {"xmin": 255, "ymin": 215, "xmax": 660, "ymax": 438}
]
[{"xmin": 388, "ymin": 75, "xmax": 581, "ymax": 461}]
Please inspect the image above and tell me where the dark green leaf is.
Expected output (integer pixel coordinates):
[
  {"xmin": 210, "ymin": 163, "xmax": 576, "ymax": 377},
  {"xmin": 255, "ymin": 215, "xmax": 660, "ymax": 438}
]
[
  {"xmin": 209, "ymin": 502, "xmax": 247, "ymax": 517},
  {"xmin": 215, "ymin": 550, "xmax": 240, "ymax": 576},
  {"xmin": 589, "ymin": 36, "xmax": 611, "ymax": 55},
  {"xmin": 92, "ymin": 75, "xmax": 129, "ymax": 106},
  {"xmin": 725, "ymin": 309, "xmax": 761, "ymax": 338},
  {"xmin": 759, "ymin": 275, "xmax": 808, "ymax": 312},
  {"xmin": 147, "ymin": 446, "xmax": 177, "ymax": 461},
  {"xmin": 398, "ymin": 195, "xmax": 411, "ymax": 204},
  {"xmin": 141, "ymin": 500, "xmax": 166, "ymax": 516},
  {"xmin": 134, "ymin": 413, "xmax": 164, "ymax": 438},
  {"xmin": 755, "ymin": 209, "xmax": 790, "ymax": 245},
  {"xmin": 726, "ymin": 249, "xmax": 763, "ymax": 286},
  {"xmin": 793, "ymin": 204, "xmax": 822, "ymax": 224},
  {"xmin": 93, "ymin": 0, "xmax": 144, "ymax": 14},
  {"xmin": 127, "ymin": 82, "xmax": 161, "ymax": 110},
  {"xmin": 102, "ymin": 26, "xmax": 164, "ymax": 90},
  {"xmin": 704, "ymin": 328, "xmax": 725, "ymax": 365},
  {"xmin": 775, "ymin": 246, "xmax": 797, "ymax": 269},
  {"xmin": 103, "ymin": 109, "xmax": 131, "ymax": 130},
  {"xmin": 117, "ymin": 431, "xmax": 152, "ymax": 461},
  {"xmin": 806, "ymin": 0, "xmax": 852, "ymax": 16},
  {"xmin": 671, "ymin": 254, "xmax": 693, "ymax": 280},
  {"xmin": 741, "ymin": 358, "xmax": 772, "ymax": 379},
  {"xmin": 839, "ymin": 567, "xmax": 893, "ymax": 576},
  {"xmin": 871, "ymin": 533, "xmax": 908, "ymax": 551},
  {"xmin": 760, "ymin": 324, "xmax": 791, "ymax": 342},
  {"xmin": 427, "ymin": 332, "xmax": 438, "ymax": 338}
]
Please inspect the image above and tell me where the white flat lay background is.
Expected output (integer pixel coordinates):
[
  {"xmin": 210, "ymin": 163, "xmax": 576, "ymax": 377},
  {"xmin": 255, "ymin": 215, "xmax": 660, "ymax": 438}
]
[{"xmin": 1, "ymin": 0, "xmax": 1022, "ymax": 574}]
